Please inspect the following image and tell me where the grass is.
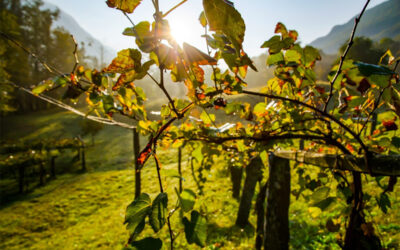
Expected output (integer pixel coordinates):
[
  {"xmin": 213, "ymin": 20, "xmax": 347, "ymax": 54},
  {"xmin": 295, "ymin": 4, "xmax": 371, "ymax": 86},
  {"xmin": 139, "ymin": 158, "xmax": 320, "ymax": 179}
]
[{"xmin": 1, "ymin": 108, "xmax": 399, "ymax": 249}]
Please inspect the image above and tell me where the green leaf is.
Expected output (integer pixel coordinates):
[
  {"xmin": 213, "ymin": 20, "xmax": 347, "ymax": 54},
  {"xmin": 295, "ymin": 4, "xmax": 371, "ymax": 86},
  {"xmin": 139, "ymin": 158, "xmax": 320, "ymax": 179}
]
[
  {"xmin": 125, "ymin": 194, "xmax": 152, "ymax": 237},
  {"xmin": 253, "ymin": 102, "xmax": 267, "ymax": 116},
  {"xmin": 199, "ymin": 11, "xmax": 207, "ymax": 27},
  {"xmin": 123, "ymin": 21, "xmax": 155, "ymax": 53},
  {"xmin": 106, "ymin": 0, "xmax": 142, "ymax": 14},
  {"xmin": 203, "ymin": 0, "xmax": 245, "ymax": 53},
  {"xmin": 267, "ymin": 52, "xmax": 284, "ymax": 66},
  {"xmin": 313, "ymin": 197, "xmax": 336, "ymax": 211},
  {"xmin": 32, "ymin": 80, "xmax": 53, "ymax": 95},
  {"xmin": 224, "ymin": 102, "xmax": 242, "ymax": 115},
  {"xmin": 179, "ymin": 189, "xmax": 196, "ymax": 212},
  {"xmin": 311, "ymin": 186, "xmax": 330, "ymax": 203},
  {"xmin": 200, "ymin": 111, "xmax": 215, "ymax": 125},
  {"xmin": 377, "ymin": 193, "xmax": 391, "ymax": 214},
  {"xmin": 354, "ymin": 62, "xmax": 395, "ymax": 76},
  {"xmin": 192, "ymin": 144, "xmax": 204, "ymax": 163},
  {"xmin": 130, "ymin": 237, "xmax": 162, "ymax": 250},
  {"xmin": 261, "ymin": 36, "xmax": 282, "ymax": 54},
  {"xmin": 149, "ymin": 193, "xmax": 168, "ymax": 233},
  {"xmin": 102, "ymin": 96, "xmax": 115, "ymax": 113},
  {"xmin": 183, "ymin": 210, "xmax": 207, "ymax": 247},
  {"xmin": 302, "ymin": 46, "xmax": 321, "ymax": 67},
  {"xmin": 284, "ymin": 49, "xmax": 301, "ymax": 63}
]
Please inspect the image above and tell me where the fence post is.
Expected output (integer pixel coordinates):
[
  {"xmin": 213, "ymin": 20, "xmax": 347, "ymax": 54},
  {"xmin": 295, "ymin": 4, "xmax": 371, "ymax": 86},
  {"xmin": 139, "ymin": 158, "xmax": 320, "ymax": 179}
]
[
  {"xmin": 230, "ymin": 165, "xmax": 243, "ymax": 199},
  {"xmin": 235, "ymin": 156, "xmax": 263, "ymax": 228},
  {"xmin": 81, "ymin": 141, "xmax": 86, "ymax": 172},
  {"xmin": 50, "ymin": 156, "xmax": 56, "ymax": 178},
  {"xmin": 18, "ymin": 165, "xmax": 25, "ymax": 193},
  {"xmin": 133, "ymin": 128, "xmax": 141, "ymax": 198},
  {"xmin": 39, "ymin": 161, "xmax": 45, "ymax": 186},
  {"xmin": 264, "ymin": 153, "xmax": 290, "ymax": 250},
  {"xmin": 178, "ymin": 147, "xmax": 183, "ymax": 193},
  {"xmin": 255, "ymin": 181, "xmax": 268, "ymax": 250}
]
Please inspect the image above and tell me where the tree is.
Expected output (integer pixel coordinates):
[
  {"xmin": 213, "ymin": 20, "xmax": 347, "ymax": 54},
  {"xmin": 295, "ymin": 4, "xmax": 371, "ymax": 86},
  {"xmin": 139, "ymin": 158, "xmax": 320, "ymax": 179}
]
[{"xmin": 338, "ymin": 37, "xmax": 384, "ymax": 64}]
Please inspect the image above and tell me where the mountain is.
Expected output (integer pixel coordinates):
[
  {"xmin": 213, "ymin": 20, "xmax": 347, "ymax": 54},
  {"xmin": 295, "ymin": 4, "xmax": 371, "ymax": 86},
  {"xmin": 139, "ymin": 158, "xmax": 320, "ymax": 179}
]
[
  {"xmin": 42, "ymin": 1, "xmax": 116, "ymax": 66},
  {"xmin": 310, "ymin": 0, "xmax": 400, "ymax": 54}
]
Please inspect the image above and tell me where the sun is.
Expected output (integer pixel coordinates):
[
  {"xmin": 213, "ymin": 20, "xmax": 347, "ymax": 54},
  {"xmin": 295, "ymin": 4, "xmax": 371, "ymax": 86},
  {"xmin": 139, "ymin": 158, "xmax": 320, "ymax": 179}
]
[{"xmin": 168, "ymin": 18, "xmax": 201, "ymax": 46}]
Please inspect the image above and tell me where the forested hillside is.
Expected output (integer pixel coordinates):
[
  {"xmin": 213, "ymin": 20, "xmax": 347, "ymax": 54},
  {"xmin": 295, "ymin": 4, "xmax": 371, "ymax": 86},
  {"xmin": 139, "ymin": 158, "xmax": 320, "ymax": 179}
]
[{"xmin": 310, "ymin": 0, "xmax": 400, "ymax": 54}]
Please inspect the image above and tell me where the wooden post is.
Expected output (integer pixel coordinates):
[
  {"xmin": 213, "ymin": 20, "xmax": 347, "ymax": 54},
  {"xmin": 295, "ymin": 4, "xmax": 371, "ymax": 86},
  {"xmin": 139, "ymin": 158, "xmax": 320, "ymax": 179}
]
[
  {"xmin": 18, "ymin": 165, "xmax": 25, "ymax": 193},
  {"xmin": 255, "ymin": 181, "xmax": 268, "ymax": 250},
  {"xmin": 235, "ymin": 156, "xmax": 263, "ymax": 228},
  {"xmin": 50, "ymin": 156, "xmax": 56, "ymax": 178},
  {"xmin": 81, "ymin": 141, "xmax": 86, "ymax": 172},
  {"xmin": 133, "ymin": 128, "xmax": 141, "ymax": 198},
  {"xmin": 39, "ymin": 162, "xmax": 45, "ymax": 186},
  {"xmin": 178, "ymin": 147, "xmax": 183, "ymax": 193},
  {"xmin": 230, "ymin": 165, "xmax": 243, "ymax": 199},
  {"xmin": 264, "ymin": 153, "xmax": 290, "ymax": 250}
]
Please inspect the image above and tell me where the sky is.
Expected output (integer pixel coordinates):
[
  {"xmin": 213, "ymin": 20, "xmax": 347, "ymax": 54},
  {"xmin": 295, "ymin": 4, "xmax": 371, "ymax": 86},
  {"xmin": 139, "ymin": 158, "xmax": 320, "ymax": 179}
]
[{"xmin": 45, "ymin": 0, "xmax": 388, "ymax": 56}]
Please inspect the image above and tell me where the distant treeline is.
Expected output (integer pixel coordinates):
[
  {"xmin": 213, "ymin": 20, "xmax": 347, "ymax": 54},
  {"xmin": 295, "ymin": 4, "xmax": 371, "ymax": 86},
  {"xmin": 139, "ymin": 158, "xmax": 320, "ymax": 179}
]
[{"xmin": 0, "ymin": 0, "xmax": 93, "ymax": 114}]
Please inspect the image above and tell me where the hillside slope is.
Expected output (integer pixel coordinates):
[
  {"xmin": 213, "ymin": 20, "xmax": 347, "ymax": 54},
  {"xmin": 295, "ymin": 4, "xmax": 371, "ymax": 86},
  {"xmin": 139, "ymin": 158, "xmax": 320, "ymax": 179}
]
[
  {"xmin": 310, "ymin": 0, "xmax": 400, "ymax": 54},
  {"xmin": 42, "ymin": 1, "xmax": 116, "ymax": 64}
]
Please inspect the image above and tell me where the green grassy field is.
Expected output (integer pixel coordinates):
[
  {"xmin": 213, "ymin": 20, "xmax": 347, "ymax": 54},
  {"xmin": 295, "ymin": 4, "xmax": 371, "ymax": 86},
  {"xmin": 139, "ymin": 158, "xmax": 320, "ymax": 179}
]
[{"xmin": 0, "ymin": 109, "xmax": 399, "ymax": 249}]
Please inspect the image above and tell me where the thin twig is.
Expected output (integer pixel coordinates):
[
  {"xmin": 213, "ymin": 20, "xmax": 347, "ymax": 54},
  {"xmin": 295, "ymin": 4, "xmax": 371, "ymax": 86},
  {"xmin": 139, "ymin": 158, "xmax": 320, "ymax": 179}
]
[
  {"xmin": 163, "ymin": 0, "xmax": 187, "ymax": 18},
  {"xmin": 0, "ymin": 31, "xmax": 61, "ymax": 75},
  {"xmin": 323, "ymin": 0, "xmax": 371, "ymax": 112},
  {"xmin": 71, "ymin": 35, "xmax": 80, "ymax": 73}
]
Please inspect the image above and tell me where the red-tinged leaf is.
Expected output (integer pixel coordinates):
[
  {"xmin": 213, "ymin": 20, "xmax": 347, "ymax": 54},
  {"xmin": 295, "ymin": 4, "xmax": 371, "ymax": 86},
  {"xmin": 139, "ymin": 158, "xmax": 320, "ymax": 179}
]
[
  {"xmin": 315, "ymin": 86, "xmax": 325, "ymax": 94},
  {"xmin": 382, "ymin": 119, "xmax": 398, "ymax": 131},
  {"xmin": 346, "ymin": 144, "xmax": 355, "ymax": 153},
  {"xmin": 275, "ymin": 22, "xmax": 288, "ymax": 36},
  {"xmin": 106, "ymin": 0, "xmax": 142, "ymax": 13},
  {"xmin": 196, "ymin": 92, "xmax": 206, "ymax": 100},
  {"xmin": 344, "ymin": 96, "xmax": 354, "ymax": 102},
  {"xmin": 137, "ymin": 140, "xmax": 153, "ymax": 167},
  {"xmin": 183, "ymin": 43, "xmax": 217, "ymax": 65},
  {"xmin": 357, "ymin": 78, "xmax": 371, "ymax": 94},
  {"xmin": 192, "ymin": 65, "xmax": 205, "ymax": 83},
  {"xmin": 105, "ymin": 49, "xmax": 141, "ymax": 73},
  {"xmin": 373, "ymin": 129, "xmax": 381, "ymax": 136},
  {"xmin": 288, "ymin": 30, "xmax": 298, "ymax": 41}
]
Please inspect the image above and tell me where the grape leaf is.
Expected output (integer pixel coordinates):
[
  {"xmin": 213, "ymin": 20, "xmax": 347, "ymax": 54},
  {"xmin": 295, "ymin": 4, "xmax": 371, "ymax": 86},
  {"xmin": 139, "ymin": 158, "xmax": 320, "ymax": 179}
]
[
  {"xmin": 183, "ymin": 210, "xmax": 207, "ymax": 247},
  {"xmin": 106, "ymin": 0, "xmax": 142, "ymax": 13},
  {"xmin": 125, "ymin": 194, "xmax": 152, "ymax": 240},
  {"xmin": 149, "ymin": 193, "xmax": 168, "ymax": 233},
  {"xmin": 203, "ymin": 0, "xmax": 245, "ymax": 53}
]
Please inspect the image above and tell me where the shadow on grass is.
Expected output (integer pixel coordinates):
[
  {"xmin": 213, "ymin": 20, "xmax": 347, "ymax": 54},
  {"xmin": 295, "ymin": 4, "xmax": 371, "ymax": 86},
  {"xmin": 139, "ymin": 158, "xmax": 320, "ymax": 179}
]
[{"xmin": 207, "ymin": 222, "xmax": 255, "ymax": 247}]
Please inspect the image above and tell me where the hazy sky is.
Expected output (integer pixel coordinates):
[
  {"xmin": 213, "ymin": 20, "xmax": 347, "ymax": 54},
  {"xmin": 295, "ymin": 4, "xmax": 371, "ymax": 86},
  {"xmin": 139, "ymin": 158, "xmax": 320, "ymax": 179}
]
[{"xmin": 45, "ymin": 0, "xmax": 388, "ymax": 56}]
